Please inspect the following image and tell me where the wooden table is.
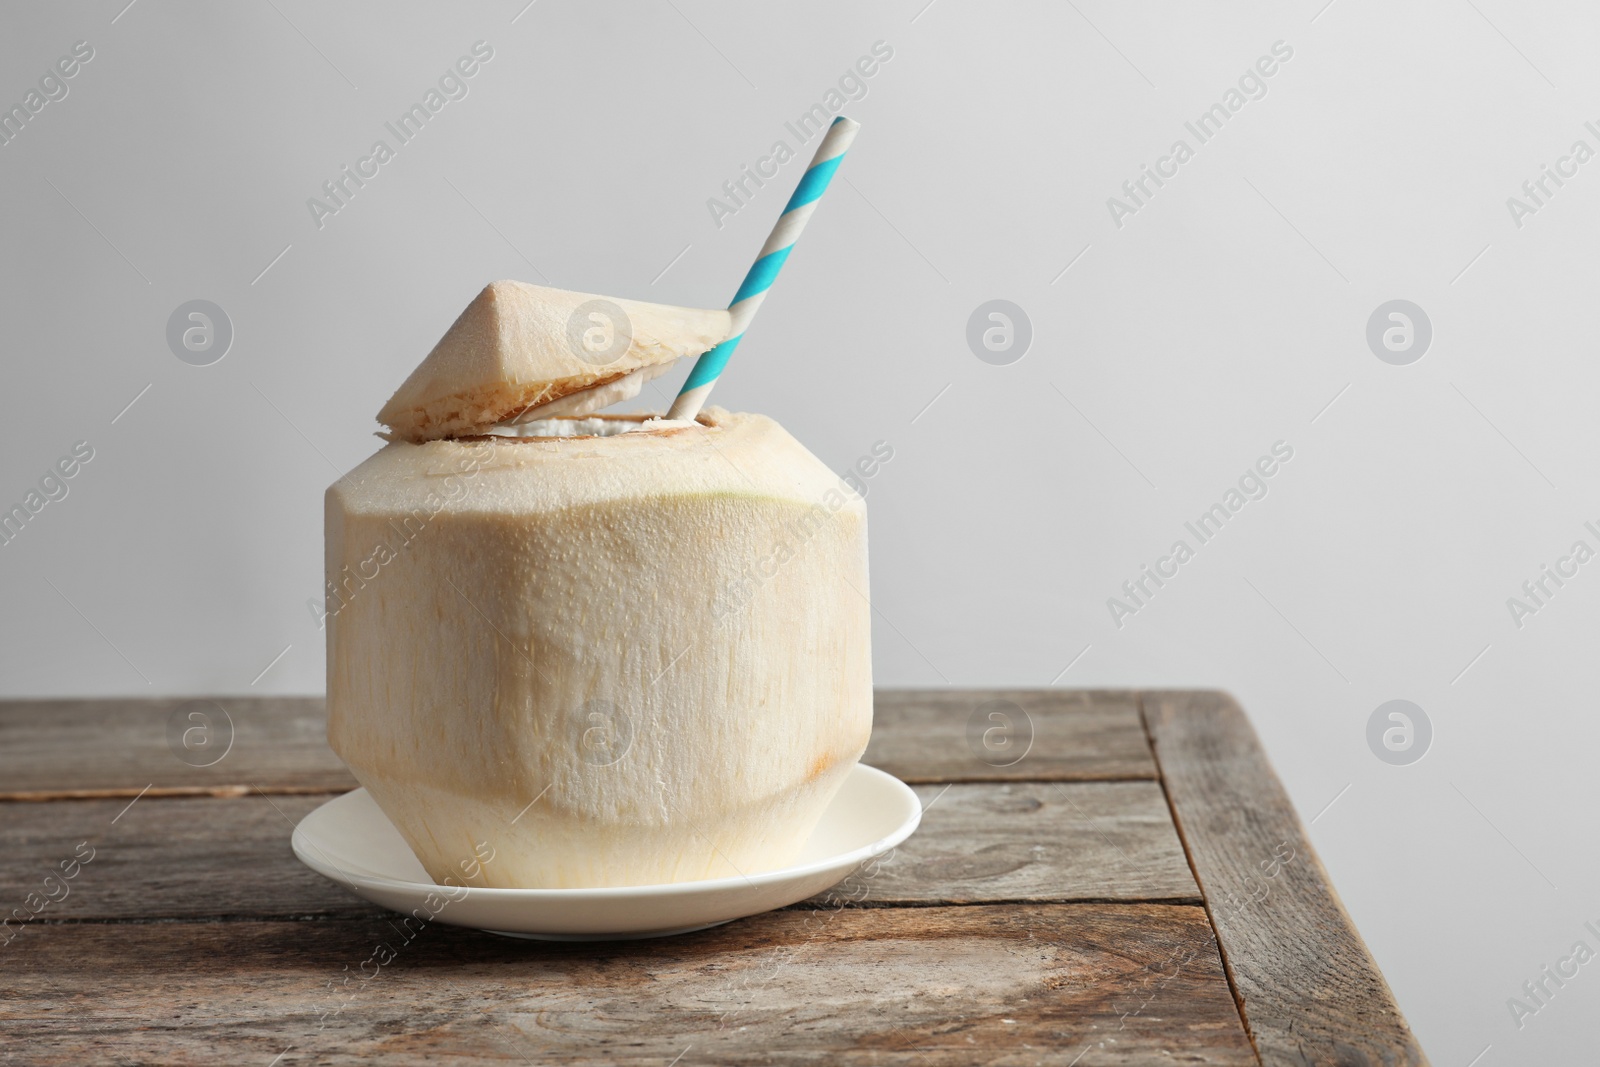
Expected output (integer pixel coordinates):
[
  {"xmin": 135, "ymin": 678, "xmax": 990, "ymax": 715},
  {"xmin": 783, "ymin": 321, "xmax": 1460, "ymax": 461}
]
[{"xmin": 0, "ymin": 690, "xmax": 1425, "ymax": 1065}]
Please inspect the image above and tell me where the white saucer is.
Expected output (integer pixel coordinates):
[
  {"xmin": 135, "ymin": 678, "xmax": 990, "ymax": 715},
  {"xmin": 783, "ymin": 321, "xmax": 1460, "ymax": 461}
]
[{"xmin": 291, "ymin": 763, "xmax": 921, "ymax": 940}]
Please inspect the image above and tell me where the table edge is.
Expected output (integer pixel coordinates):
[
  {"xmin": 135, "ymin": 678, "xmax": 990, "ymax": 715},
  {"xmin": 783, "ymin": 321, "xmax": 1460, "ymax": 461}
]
[{"xmin": 1141, "ymin": 689, "xmax": 1429, "ymax": 1067}]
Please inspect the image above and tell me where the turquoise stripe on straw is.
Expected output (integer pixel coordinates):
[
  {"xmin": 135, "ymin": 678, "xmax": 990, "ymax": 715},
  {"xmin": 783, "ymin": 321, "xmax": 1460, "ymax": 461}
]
[
  {"xmin": 681, "ymin": 334, "xmax": 741, "ymax": 391},
  {"xmin": 668, "ymin": 115, "xmax": 858, "ymax": 419},
  {"xmin": 783, "ymin": 154, "xmax": 843, "ymax": 213},
  {"xmin": 729, "ymin": 246, "xmax": 792, "ymax": 305}
]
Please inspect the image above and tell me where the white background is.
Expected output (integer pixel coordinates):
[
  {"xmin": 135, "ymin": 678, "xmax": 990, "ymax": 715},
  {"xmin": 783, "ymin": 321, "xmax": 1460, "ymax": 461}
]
[{"xmin": 2, "ymin": 1, "xmax": 1597, "ymax": 1060}]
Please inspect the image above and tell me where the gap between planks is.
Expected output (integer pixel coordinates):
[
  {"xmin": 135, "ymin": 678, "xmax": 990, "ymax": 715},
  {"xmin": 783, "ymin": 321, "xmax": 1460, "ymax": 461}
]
[
  {"xmin": 1136, "ymin": 690, "xmax": 1262, "ymax": 1066},
  {"xmin": 0, "ymin": 784, "xmax": 347, "ymax": 803},
  {"xmin": 2, "ymin": 774, "xmax": 1165, "ymax": 804},
  {"xmin": 1137, "ymin": 690, "xmax": 1428, "ymax": 1066},
  {"xmin": 15, "ymin": 895, "xmax": 1212, "ymax": 928}
]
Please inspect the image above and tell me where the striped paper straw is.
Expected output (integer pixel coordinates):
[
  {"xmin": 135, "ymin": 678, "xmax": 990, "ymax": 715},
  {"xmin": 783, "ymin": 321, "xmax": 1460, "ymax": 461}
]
[{"xmin": 667, "ymin": 115, "xmax": 860, "ymax": 421}]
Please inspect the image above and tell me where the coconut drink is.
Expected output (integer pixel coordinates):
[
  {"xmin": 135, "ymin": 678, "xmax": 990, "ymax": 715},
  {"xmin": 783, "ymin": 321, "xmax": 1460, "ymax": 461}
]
[
  {"xmin": 327, "ymin": 116, "xmax": 872, "ymax": 892},
  {"xmin": 325, "ymin": 280, "xmax": 873, "ymax": 888}
]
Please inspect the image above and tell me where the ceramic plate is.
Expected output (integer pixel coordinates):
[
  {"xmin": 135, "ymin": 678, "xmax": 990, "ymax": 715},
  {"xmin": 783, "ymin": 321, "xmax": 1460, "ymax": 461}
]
[{"xmin": 292, "ymin": 763, "xmax": 921, "ymax": 940}]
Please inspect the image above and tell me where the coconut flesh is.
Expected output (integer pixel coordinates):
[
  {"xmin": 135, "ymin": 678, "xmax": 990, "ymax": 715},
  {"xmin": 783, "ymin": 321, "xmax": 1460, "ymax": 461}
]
[{"xmin": 326, "ymin": 282, "xmax": 872, "ymax": 888}]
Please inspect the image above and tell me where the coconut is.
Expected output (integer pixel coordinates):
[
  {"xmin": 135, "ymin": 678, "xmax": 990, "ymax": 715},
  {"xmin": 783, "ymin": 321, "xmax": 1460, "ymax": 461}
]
[
  {"xmin": 327, "ymin": 285, "xmax": 872, "ymax": 889},
  {"xmin": 378, "ymin": 280, "xmax": 733, "ymax": 442}
]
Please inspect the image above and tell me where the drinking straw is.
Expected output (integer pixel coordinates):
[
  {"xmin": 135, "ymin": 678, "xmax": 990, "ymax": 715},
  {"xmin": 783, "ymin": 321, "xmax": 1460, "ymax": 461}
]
[{"xmin": 667, "ymin": 116, "xmax": 860, "ymax": 421}]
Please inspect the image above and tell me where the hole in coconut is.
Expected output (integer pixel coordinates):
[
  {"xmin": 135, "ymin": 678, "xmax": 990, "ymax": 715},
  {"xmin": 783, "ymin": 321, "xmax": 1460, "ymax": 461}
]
[{"xmin": 481, "ymin": 414, "xmax": 703, "ymax": 439}]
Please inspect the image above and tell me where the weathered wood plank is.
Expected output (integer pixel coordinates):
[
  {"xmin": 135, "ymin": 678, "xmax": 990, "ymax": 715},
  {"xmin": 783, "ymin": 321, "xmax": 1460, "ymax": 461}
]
[
  {"xmin": 0, "ymin": 781, "xmax": 1199, "ymax": 924},
  {"xmin": 0, "ymin": 697, "xmax": 355, "ymax": 799},
  {"xmin": 864, "ymin": 690, "xmax": 1157, "ymax": 783},
  {"xmin": 826, "ymin": 782, "xmax": 1199, "ymax": 905},
  {"xmin": 0, "ymin": 905, "xmax": 1256, "ymax": 1065},
  {"xmin": 0, "ymin": 794, "xmax": 377, "ymax": 925},
  {"xmin": 0, "ymin": 690, "xmax": 1153, "ymax": 799},
  {"xmin": 0, "ymin": 689, "xmax": 1430, "ymax": 1061},
  {"xmin": 1144, "ymin": 690, "xmax": 1426, "ymax": 1067}
]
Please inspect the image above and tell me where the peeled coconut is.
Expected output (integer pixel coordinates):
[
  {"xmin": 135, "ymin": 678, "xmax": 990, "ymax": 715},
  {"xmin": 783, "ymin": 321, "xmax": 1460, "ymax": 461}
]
[
  {"xmin": 325, "ymin": 283, "xmax": 872, "ymax": 889},
  {"xmin": 377, "ymin": 280, "xmax": 734, "ymax": 441}
]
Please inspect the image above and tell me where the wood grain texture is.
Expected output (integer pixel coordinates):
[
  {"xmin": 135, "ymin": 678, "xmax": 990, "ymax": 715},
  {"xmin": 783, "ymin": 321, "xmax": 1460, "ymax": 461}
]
[
  {"xmin": 0, "ymin": 905, "xmax": 1255, "ymax": 1066},
  {"xmin": 0, "ymin": 690, "xmax": 1153, "ymax": 798},
  {"xmin": 0, "ymin": 690, "xmax": 1430, "ymax": 1064},
  {"xmin": 825, "ymin": 782, "xmax": 1199, "ymax": 905},
  {"xmin": 0, "ymin": 697, "xmax": 355, "ymax": 799},
  {"xmin": 0, "ymin": 781, "xmax": 1200, "ymax": 924},
  {"xmin": 0, "ymin": 794, "xmax": 378, "ymax": 924},
  {"xmin": 864, "ymin": 690, "xmax": 1156, "ymax": 783},
  {"xmin": 1143, "ymin": 690, "xmax": 1427, "ymax": 1067}
]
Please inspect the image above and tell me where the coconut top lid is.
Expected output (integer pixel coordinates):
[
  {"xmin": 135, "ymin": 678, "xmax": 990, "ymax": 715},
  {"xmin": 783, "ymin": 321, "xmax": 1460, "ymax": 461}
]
[{"xmin": 377, "ymin": 281, "xmax": 731, "ymax": 442}]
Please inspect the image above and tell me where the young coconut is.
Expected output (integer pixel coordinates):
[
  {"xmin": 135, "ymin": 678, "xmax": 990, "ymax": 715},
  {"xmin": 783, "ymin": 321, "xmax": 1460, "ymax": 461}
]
[
  {"xmin": 377, "ymin": 280, "xmax": 735, "ymax": 441},
  {"xmin": 326, "ymin": 283, "xmax": 872, "ymax": 889}
]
